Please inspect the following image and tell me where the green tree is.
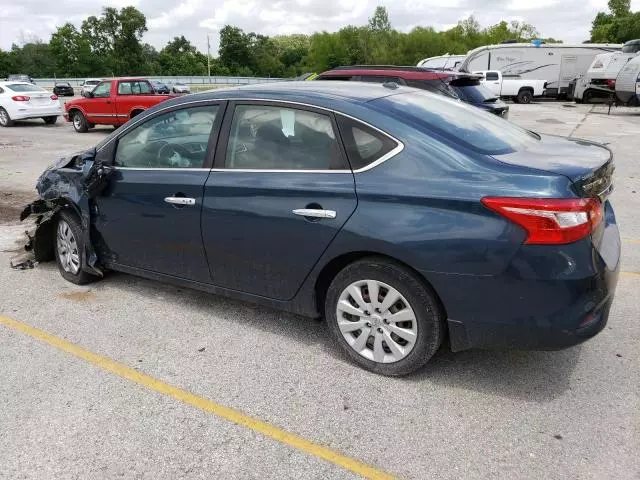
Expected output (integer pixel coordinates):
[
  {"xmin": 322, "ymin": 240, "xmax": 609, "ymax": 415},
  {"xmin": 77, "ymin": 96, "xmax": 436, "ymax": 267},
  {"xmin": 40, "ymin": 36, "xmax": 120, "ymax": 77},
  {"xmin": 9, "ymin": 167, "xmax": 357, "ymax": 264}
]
[
  {"xmin": 219, "ymin": 26, "xmax": 252, "ymax": 74},
  {"xmin": 158, "ymin": 36, "xmax": 206, "ymax": 75}
]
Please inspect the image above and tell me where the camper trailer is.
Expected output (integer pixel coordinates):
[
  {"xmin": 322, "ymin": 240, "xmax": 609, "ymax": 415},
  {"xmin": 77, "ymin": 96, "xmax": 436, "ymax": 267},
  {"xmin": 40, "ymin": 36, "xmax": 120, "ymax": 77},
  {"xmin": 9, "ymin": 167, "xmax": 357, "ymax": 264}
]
[
  {"xmin": 573, "ymin": 40, "xmax": 640, "ymax": 102},
  {"xmin": 459, "ymin": 42, "xmax": 622, "ymax": 97},
  {"xmin": 615, "ymin": 54, "xmax": 640, "ymax": 106},
  {"xmin": 417, "ymin": 54, "xmax": 466, "ymax": 71}
]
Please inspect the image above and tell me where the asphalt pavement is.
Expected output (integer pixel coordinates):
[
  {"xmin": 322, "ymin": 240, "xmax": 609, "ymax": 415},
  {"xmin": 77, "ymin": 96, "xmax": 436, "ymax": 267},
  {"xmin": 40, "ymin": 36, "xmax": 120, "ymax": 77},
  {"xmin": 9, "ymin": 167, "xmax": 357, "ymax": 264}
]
[{"xmin": 0, "ymin": 101, "xmax": 638, "ymax": 479}]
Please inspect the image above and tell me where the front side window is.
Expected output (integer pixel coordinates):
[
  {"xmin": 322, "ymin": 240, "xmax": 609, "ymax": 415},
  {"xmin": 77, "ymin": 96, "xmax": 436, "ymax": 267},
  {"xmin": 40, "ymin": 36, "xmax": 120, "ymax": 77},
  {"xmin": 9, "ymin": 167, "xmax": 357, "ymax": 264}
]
[
  {"xmin": 115, "ymin": 105, "xmax": 219, "ymax": 168},
  {"xmin": 225, "ymin": 104, "xmax": 346, "ymax": 170},
  {"xmin": 92, "ymin": 82, "xmax": 112, "ymax": 98},
  {"xmin": 337, "ymin": 116, "xmax": 399, "ymax": 170},
  {"xmin": 118, "ymin": 81, "xmax": 152, "ymax": 95},
  {"xmin": 358, "ymin": 75, "xmax": 405, "ymax": 85}
]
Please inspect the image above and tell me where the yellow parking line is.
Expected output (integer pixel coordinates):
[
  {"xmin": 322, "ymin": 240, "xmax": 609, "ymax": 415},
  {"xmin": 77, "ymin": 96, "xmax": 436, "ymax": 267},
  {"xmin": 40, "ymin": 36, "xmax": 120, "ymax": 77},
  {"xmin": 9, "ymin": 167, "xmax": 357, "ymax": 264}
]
[
  {"xmin": 0, "ymin": 315, "xmax": 395, "ymax": 480},
  {"xmin": 621, "ymin": 271, "xmax": 640, "ymax": 277},
  {"xmin": 622, "ymin": 238, "xmax": 640, "ymax": 244}
]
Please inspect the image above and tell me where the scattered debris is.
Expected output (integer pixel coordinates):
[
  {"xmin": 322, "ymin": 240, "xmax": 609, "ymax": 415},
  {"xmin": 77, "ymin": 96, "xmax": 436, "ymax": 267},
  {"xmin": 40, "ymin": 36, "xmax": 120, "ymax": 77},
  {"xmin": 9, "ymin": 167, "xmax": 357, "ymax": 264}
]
[
  {"xmin": 554, "ymin": 434, "xmax": 563, "ymax": 440},
  {"xmin": 616, "ymin": 353, "xmax": 623, "ymax": 358},
  {"xmin": 57, "ymin": 291, "xmax": 96, "ymax": 302},
  {"xmin": 198, "ymin": 347, "xmax": 206, "ymax": 352},
  {"xmin": 10, "ymin": 259, "xmax": 37, "ymax": 270}
]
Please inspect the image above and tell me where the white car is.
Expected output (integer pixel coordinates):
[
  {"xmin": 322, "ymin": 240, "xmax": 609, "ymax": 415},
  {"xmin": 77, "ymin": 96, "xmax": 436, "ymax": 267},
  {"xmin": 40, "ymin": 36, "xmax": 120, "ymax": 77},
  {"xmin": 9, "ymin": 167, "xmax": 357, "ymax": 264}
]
[
  {"xmin": 474, "ymin": 70, "xmax": 547, "ymax": 104},
  {"xmin": 0, "ymin": 81, "xmax": 62, "ymax": 127},
  {"xmin": 171, "ymin": 82, "xmax": 191, "ymax": 94},
  {"xmin": 81, "ymin": 78, "xmax": 102, "ymax": 97}
]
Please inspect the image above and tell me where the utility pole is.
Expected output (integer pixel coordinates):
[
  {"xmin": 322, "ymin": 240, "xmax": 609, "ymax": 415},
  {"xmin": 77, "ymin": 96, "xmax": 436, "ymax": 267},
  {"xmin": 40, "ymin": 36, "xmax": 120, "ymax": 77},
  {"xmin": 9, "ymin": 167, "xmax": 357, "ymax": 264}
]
[{"xmin": 207, "ymin": 35, "xmax": 211, "ymax": 84}]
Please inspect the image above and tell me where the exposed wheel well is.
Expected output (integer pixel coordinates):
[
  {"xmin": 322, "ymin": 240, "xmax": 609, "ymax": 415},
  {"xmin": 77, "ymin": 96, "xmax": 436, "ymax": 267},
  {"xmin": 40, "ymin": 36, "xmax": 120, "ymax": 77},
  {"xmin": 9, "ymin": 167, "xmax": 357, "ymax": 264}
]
[
  {"xmin": 67, "ymin": 108, "xmax": 81, "ymax": 118},
  {"xmin": 31, "ymin": 203, "xmax": 81, "ymax": 262},
  {"xmin": 130, "ymin": 109, "xmax": 144, "ymax": 119},
  {"xmin": 314, "ymin": 251, "xmax": 447, "ymax": 320},
  {"xmin": 518, "ymin": 87, "xmax": 534, "ymax": 94}
]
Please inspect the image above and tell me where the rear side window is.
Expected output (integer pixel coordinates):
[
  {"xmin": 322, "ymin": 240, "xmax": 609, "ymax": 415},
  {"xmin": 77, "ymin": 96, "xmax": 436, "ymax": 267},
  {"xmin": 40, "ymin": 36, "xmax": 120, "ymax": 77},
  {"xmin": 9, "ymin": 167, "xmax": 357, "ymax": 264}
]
[
  {"xmin": 316, "ymin": 75, "xmax": 355, "ymax": 81},
  {"xmin": 225, "ymin": 104, "xmax": 347, "ymax": 170},
  {"xmin": 358, "ymin": 75, "xmax": 406, "ymax": 85},
  {"xmin": 485, "ymin": 72, "xmax": 499, "ymax": 81},
  {"xmin": 336, "ymin": 116, "xmax": 399, "ymax": 171},
  {"xmin": 406, "ymin": 79, "xmax": 458, "ymax": 99}
]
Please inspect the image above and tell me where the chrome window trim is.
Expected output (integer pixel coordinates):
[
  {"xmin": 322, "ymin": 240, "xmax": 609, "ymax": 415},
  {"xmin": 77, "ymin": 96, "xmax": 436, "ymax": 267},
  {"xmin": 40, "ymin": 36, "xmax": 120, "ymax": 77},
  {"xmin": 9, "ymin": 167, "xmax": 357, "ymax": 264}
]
[
  {"xmin": 98, "ymin": 97, "xmax": 405, "ymax": 174},
  {"xmin": 115, "ymin": 167, "xmax": 212, "ymax": 172}
]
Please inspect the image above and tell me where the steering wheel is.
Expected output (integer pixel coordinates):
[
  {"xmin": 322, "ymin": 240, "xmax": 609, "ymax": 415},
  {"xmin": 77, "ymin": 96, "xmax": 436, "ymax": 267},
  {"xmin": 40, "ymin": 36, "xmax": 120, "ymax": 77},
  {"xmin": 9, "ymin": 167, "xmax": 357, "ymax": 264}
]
[{"xmin": 156, "ymin": 143, "xmax": 193, "ymax": 168}]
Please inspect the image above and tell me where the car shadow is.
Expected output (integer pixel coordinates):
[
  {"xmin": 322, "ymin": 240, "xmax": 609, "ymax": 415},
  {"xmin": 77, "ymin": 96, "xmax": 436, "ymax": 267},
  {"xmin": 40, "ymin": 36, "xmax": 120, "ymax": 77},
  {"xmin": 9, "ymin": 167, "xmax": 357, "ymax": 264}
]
[{"xmin": 94, "ymin": 270, "xmax": 581, "ymax": 402}]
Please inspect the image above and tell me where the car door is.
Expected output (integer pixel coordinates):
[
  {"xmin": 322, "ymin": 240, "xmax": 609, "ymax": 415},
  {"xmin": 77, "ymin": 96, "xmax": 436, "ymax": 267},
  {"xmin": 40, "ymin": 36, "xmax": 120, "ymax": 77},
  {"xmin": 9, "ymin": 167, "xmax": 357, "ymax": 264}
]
[
  {"xmin": 482, "ymin": 71, "xmax": 502, "ymax": 96},
  {"xmin": 201, "ymin": 100, "xmax": 358, "ymax": 300},
  {"xmin": 86, "ymin": 81, "xmax": 116, "ymax": 124},
  {"xmin": 93, "ymin": 101, "xmax": 226, "ymax": 282}
]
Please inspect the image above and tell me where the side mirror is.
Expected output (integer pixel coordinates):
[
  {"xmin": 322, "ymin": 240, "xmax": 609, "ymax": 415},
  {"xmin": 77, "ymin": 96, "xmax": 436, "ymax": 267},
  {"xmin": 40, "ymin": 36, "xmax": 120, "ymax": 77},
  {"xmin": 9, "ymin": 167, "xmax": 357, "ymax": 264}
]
[{"xmin": 86, "ymin": 91, "xmax": 94, "ymax": 98}]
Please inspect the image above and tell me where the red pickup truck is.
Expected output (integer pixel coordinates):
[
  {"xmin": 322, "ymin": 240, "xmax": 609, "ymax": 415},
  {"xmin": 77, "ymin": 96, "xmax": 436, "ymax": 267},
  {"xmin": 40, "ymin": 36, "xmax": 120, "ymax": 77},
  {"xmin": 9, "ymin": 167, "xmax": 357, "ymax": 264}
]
[{"xmin": 64, "ymin": 78, "xmax": 173, "ymax": 132}]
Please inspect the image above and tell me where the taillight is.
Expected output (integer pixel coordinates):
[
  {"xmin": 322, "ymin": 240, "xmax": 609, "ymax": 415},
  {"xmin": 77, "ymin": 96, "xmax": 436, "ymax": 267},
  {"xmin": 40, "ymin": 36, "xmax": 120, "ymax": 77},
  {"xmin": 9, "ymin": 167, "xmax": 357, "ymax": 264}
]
[
  {"xmin": 11, "ymin": 95, "xmax": 30, "ymax": 102},
  {"xmin": 50, "ymin": 94, "xmax": 58, "ymax": 100},
  {"xmin": 607, "ymin": 79, "xmax": 616, "ymax": 89},
  {"xmin": 481, "ymin": 197, "xmax": 603, "ymax": 245}
]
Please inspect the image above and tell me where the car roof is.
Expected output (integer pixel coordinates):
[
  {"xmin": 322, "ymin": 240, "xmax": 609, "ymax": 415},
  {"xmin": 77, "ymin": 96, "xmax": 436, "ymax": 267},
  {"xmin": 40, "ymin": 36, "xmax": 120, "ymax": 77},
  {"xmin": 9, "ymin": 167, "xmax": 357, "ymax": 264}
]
[{"xmin": 319, "ymin": 66, "xmax": 457, "ymax": 80}]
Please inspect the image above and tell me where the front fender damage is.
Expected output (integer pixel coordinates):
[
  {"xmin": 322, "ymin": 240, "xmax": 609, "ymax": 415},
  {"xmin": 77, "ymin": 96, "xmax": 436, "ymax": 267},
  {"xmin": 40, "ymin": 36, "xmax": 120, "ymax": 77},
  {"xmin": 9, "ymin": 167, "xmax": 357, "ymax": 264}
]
[{"xmin": 15, "ymin": 149, "xmax": 113, "ymax": 275}]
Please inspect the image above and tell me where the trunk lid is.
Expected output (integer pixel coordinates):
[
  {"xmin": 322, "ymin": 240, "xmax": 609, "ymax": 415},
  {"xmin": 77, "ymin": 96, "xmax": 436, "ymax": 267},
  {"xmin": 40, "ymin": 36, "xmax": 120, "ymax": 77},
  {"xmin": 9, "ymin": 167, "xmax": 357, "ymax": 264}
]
[{"xmin": 493, "ymin": 134, "xmax": 614, "ymax": 200}]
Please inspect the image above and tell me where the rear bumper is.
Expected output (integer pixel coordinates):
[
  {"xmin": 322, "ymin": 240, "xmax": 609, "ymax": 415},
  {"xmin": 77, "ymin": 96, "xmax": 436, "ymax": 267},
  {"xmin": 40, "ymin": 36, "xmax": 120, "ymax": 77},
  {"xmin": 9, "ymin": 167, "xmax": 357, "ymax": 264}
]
[
  {"xmin": 429, "ymin": 203, "xmax": 621, "ymax": 352},
  {"xmin": 9, "ymin": 106, "xmax": 62, "ymax": 120}
]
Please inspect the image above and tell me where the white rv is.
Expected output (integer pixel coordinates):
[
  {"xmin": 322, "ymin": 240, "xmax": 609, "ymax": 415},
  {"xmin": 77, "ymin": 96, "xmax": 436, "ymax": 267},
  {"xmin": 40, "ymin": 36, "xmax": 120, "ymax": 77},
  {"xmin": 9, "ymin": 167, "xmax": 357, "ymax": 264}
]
[
  {"xmin": 417, "ymin": 54, "xmax": 466, "ymax": 71},
  {"xmin": 573, "ymin": 40, "xmax": 640, "ymax": 102},
  {"xmin": 615, "ymin": 54, "xmax": 640, "ymax": 106},
  {"xmin": 459, "ymin": 42, "xmax": 622, "ymax": 97}
]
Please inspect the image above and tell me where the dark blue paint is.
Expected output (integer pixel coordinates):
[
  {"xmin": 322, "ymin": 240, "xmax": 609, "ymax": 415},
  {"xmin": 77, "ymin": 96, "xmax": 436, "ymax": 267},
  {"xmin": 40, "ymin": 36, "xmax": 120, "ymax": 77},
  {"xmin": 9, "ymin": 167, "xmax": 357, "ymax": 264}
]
[{"xmin": 89, "ymin": 82, "xmax": 620, "ymax": 352}]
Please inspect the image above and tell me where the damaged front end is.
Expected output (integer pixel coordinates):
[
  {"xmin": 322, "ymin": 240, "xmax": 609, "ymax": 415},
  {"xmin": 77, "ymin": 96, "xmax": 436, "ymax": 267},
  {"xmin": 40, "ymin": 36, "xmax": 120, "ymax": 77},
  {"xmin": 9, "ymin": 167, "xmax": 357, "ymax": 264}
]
[{"xmin": 17, "ymin": 149, "xmax": 113, "ymax": 274}]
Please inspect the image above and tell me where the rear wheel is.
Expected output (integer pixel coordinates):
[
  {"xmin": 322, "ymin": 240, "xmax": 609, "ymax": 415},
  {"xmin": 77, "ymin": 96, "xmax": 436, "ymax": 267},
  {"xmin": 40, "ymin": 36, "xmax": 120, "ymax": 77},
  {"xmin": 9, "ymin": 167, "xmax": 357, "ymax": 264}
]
[
  {"xmin": 516, "ymin": 89, "xmax": 533, "ymax": 104},
  {"xmin": 43, "ymin": 116, "xmax": 58, "ymax": 125},
  {"xmin": 54, "ymin": 210, "xmax": 100, "ymax": 285},
  {"xmin": 0, "ymin": 107, "xmax": 13, "ymax": 127},
  {"xmin": 325, "ymin": 258, "xmax": 445, "ymax": 376},
  {"xmin": 72, "ymin": 111, "xmax": 89, "ymax": 133}
]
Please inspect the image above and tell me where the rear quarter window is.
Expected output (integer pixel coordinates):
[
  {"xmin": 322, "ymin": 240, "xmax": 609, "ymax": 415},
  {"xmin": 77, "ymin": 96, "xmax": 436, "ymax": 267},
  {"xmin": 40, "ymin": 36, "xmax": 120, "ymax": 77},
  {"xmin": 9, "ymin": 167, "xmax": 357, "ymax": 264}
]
[
  {"xmin": 5, "ymin": 84, "xmax": 45, "ymax": 92},
  {"xmin": 336, "ymin": 116, "xmax": 400, "ymax": 171}
]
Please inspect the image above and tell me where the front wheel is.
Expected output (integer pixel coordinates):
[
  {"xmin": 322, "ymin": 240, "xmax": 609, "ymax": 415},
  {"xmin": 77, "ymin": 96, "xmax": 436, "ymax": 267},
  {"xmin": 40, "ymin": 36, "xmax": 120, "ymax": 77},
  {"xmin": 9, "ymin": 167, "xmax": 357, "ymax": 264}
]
[
  {"xmin": 0, "ymin": 107, "xmax": 13, "ymax": 127},
  {"xmin": 325, "ymin": 258, "xmax": 445, "ymax": 376},
  {"xmin": 43, "ymin": 116, "xmax": 58, "ymax": 125},
  {"xmin": 72, "ymin": 111, "xmax": 89, "ymax": 133},
  {"xmin": 54, "ymin": 211, "xmax": 100, "ymax": 285}
]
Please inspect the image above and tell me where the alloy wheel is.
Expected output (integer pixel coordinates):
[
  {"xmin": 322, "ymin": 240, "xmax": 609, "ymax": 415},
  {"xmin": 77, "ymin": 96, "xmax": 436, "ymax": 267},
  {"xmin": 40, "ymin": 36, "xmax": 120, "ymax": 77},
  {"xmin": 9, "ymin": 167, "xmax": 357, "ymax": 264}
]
[
  {"xmin": 336, "ymin": 280, "xmax": 418, "ymax": 363},
  {"xmin": 0, "ymin": 109, "xmax": 8, "ymax": 126},
  {"xmin": 56, "ymin": 219, "xmax": 80, "ymax": 274},
  {"xmin": 73, "ymin": 114, "xmax": 82, "ymax": 130}
]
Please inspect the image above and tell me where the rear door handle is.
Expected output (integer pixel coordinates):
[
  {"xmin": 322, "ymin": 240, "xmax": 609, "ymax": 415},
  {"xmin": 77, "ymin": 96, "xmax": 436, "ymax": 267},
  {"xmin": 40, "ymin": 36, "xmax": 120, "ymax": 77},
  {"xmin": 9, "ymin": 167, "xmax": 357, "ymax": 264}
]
[
  {"xmin": 164, "ymin": 197, "xmax": 196, "ymax": 206},
  {"xmin": 292, "ymin": 208, "xmax": 336, "ymax": 219}
]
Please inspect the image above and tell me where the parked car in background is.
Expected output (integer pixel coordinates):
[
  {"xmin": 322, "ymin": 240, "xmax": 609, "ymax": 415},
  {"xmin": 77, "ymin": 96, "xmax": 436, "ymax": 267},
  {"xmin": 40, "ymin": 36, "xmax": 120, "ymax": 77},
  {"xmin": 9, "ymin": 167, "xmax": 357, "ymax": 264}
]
[
  {"xmin": 64, "ymin": 78, "xmax": 172, "ymax": 132},
  {"xmin": 53, "ymin": 82, "xmax": 74, "ymax": 97},
  {"xmin": 315, "ymin": 66, "xmax": 509, "ymax": 117},
  {"xmin": 615, "ymin": 53, "xmax": 640, "ymax": 106},
  {"xmin": 81, "ymin": 79, "xmax": 102, "ymax": 97},
  {"xmin": 461, "ymin": 42, "xmax": 622, "ymax": 97},
  {"xmin": 474, "ymin": 70, "xmax": 546, "ymax": 103},
  {"xmin": 150, "ymin": 80, "xmax": 170, "ymax": 94},
  {"xmin": 0, "ymin": 81, "xmax": 62, "ymax": 127},
  {"xmin": 7, "ymin": 74, "xmax": 35, "ymax": 84},
  {"xmin": 171, "ymin": 82, "xmax": 191, "ymax": 94},
  {"xmin": 28, "ymin": 82, "xmax": 619, "ymax": 375}
]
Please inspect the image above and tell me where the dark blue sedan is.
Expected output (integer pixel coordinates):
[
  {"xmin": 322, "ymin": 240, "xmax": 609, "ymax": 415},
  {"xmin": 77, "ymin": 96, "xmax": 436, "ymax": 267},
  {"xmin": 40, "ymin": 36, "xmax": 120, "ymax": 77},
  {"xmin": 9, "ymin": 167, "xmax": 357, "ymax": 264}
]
[{"xmin": 26, "ymin": 82, "xmax": 620, "ymax": 376}]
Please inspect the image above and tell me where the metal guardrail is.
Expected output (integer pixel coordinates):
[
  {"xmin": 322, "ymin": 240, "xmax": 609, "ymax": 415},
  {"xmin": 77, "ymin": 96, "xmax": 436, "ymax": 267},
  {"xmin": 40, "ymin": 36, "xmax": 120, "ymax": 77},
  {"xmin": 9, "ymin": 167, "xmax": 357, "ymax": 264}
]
[{"xmin": 31, "ymin": 76, "xmax": 286, "ymax": 88}]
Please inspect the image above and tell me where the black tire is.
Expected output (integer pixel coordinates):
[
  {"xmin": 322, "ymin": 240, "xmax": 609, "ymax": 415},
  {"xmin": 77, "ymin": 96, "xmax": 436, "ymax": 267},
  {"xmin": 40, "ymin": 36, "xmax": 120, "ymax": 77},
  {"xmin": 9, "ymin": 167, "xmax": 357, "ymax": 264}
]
[
  {"xmin": 516, "ymin": 89, "xmax": 533, "ymax": 104},
  {"xmin": 54, "ymin": 210, "xmax": 100, "ymax": 285},
  {"xmin": 72, "ymin": 111, "xmax": 89, "ymax": 133},
  {"xmin": 0, "ymin": 107, "xmax": 13, "ymax": 127},
  {"xmin": 325, "ymin": 257, "xmax": 445, "ymax": 376},
  {"xmin": 43, "ymin": 116, "xmax": 58, "ymax": 125}
]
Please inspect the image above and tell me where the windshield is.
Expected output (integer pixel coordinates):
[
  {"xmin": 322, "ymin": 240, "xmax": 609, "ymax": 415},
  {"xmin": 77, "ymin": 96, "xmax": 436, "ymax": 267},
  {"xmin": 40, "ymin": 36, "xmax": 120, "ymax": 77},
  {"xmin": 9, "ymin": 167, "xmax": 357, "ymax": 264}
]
[
  {"xmin": 622, "ymin": 43, "xmax": 640, "ymax": 54},
  {"xmin": 56, "ymin": 82, "xmax": 70, "ymax": 86},
  {"xmin": 6, "ymin": 83, "xmax": 46, "ymax": 92},
  {"xmin": 450, "ymin": 83, "xmax": 498, "ymax": 103},
  {"xmin": 374, "ymin": 90, "xmax": 539, "ymax": 155},
  {"xmin": 85, "ymin": 80, "xmax": 100, "ymax": 86}
]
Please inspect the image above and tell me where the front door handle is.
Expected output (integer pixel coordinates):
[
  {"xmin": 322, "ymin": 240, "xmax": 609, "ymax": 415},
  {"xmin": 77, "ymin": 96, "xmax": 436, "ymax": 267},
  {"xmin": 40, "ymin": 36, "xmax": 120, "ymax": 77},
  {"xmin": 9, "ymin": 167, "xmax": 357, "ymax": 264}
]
[
  {"xmin": 292, "ymin": 208, "xmax": 336, "ymax": 219},
  {"xmin": 165, "ymin": 197, "xmax": 196, "ymax": 206}
]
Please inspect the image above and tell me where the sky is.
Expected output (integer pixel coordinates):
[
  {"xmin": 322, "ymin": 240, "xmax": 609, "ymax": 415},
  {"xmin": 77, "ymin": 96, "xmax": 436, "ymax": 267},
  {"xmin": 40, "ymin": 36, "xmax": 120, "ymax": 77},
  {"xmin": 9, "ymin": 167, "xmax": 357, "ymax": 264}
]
[{"xmin": 1, "ymin": 0, "xmax": 639, "ymax": 55}]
